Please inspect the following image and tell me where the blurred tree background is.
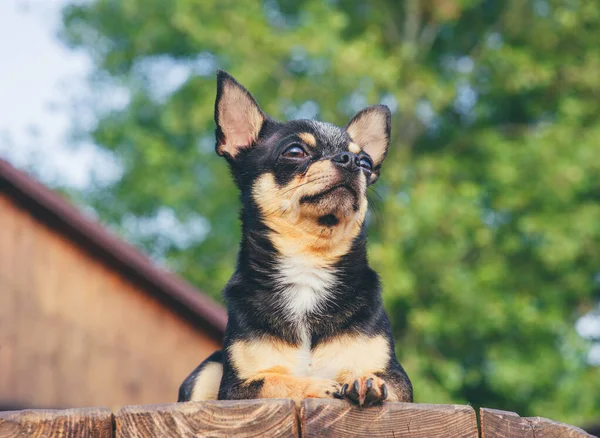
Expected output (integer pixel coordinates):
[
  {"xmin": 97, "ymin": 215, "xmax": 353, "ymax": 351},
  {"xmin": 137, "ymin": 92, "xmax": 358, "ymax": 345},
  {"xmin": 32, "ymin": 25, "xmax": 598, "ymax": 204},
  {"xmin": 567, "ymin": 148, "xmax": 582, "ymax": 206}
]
[{"xmin": 58, "ymin": 0, "xmax": 600, "ymax": 425}]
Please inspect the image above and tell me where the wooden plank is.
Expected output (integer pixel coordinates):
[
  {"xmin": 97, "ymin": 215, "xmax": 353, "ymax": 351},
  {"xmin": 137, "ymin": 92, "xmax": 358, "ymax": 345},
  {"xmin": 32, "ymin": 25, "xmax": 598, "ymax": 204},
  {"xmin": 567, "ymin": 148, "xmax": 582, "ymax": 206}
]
[
  {"xmin": 301, "ymin": 399, "xmax": 478, "ymax": 437},
  {"xmin": 115, "ymin": 399, "xmax": 297, "ymax": 438},
  {"xmin": 0, "ymin": 407, "xmax": 113, "ymax": 438},
  {"xmin": 480, "ymin": 408, "xmax": 595, "ymax": 438}
]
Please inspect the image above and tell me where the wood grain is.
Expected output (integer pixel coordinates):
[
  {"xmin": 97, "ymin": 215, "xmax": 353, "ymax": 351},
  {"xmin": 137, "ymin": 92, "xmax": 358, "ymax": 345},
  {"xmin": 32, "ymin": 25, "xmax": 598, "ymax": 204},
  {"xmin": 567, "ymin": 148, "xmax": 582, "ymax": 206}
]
[
  {"xmin": 0, "ymin": 194, "xmax": 220, "ymax": 411},
  {"xmin": 115, "ymin": 399, "xmax": 298, "ymax": 438},
  {"xmin": 301, "ymin": 399, "xmax": 478, "ymax": 437},
  {"xmin": 480, "ymin": 408, "xmax": 595, "ymax": 438},
  {"xmin": 0, "ymin": 407, "xmax": 113, "ymax": 438}
]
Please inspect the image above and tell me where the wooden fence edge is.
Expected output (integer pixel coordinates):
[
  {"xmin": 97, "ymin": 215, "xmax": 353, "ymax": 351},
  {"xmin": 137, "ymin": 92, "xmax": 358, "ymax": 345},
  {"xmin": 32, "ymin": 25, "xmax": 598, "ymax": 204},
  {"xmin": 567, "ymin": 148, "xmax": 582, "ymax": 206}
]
[
  {"xmin": 480, "ymin": 407, "xmax": 595, "ymax": 438},
  {"xmin": 301, "ymin": 399, "xmax": 479, "ymax": 437},
  {"xmin": 115, "ymin": 399, "xmax": 297, "ymax": 438},
  {"xmin": 0, "ymin": 401, "xmax": 596, "ymax": 437},
  {"xmin": 0, "ymin": 406, "xmax": 113, "ymax": 437}
]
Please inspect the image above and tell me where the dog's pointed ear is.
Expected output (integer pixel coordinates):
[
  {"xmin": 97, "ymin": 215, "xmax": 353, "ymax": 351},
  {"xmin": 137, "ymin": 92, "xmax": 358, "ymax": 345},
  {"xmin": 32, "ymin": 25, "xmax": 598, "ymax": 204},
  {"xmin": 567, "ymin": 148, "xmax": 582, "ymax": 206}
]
[
  {"xmin": 214, "ymin": 70, "xmax": 265, "ymax": 158},
  {"xmin": 345, "ymin": 105, "xmax": 391, "ymax": 168}
]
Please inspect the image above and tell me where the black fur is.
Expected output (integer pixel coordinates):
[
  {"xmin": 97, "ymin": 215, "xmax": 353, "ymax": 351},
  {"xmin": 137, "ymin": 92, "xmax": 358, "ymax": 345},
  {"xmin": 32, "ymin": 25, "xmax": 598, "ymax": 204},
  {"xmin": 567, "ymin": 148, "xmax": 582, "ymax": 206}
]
[
  {"xmin": 178, "ymin": 71, "xmax": 412, "ymax": 404},
  {"xmin": 177, "ymin": 351, "xmax": 223, "ymax": 402}
]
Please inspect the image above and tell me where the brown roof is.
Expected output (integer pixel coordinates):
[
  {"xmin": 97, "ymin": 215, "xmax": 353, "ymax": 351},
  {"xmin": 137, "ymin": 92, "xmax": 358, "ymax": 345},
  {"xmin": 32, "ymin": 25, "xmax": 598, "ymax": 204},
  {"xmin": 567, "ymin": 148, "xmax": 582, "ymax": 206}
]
[{"xmin": 0, "ymin": 158, "xmax": 227, "ymax": 340}]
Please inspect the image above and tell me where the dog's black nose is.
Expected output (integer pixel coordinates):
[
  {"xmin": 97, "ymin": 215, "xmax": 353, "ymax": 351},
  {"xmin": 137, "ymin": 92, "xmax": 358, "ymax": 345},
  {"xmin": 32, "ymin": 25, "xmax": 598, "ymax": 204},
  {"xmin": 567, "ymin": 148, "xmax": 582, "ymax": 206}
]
[{"xmin": 332, "ymin": 152, "xmax": 360, "ymax": 171}]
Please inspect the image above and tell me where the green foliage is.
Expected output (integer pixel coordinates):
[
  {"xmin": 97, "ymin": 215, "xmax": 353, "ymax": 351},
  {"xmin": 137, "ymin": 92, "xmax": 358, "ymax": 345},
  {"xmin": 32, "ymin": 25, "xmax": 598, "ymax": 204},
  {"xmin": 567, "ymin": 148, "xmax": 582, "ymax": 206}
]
[{"xmin": 60, "ymin": 0, "xmax": 600, "ymax": 425}]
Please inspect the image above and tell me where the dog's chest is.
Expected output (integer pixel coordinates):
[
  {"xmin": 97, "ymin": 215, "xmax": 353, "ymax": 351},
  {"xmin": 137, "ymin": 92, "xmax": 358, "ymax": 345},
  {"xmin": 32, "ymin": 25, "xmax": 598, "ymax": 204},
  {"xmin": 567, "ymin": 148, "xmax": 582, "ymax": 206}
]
[
  {"xmin": 246, "ymin": 333, "xmax": 390, "ymax": 380},
  {"xmin": 294, "ymin": 335, "xmax": 314, "ymax": 377},
  {"xmin": 230, "ymin": 270, "xmax": 391, "ymax": 382},
  {"xmin": 276, "ymin": 255, "xmax": 335, "ymax": 377},
  {"xmin": 276, "ymin": 255, "xmax": 335, "ymax": 321},
  {"xmin": 236, "ymin": 256, "xmax": 387, "ymax": 379}
]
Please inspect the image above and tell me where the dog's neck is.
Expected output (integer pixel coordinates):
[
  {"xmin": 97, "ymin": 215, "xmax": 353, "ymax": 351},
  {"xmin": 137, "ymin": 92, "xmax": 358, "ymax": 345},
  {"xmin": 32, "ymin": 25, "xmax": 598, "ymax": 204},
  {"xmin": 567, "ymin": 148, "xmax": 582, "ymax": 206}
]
[
  {"xmin": 240, "ymin": 201, "xmax": 368, "ymax": 272},
  {"xmin": 238, "ymin": 210, "xmax": 369, "ymax": 304},
  {"xmin": 230, "ymin": 206, "xmax": 375, "ymax": 344}
]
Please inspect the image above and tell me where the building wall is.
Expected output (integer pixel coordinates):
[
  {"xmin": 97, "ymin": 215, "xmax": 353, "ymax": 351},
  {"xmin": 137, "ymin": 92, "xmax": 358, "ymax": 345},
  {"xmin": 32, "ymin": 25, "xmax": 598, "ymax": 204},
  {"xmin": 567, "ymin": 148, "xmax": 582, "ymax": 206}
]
[{"xmin": 0, "ymin": 194, "xmax": 221, "ymax": 411}]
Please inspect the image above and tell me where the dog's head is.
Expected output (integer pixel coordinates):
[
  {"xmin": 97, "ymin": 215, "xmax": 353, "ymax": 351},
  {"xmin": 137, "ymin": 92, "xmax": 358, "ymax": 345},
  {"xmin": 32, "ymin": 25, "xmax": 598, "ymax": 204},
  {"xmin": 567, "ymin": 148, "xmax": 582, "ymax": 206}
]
[{"xmin": 215, "ymin": 71, "xmax": 391, "ymax": 260}]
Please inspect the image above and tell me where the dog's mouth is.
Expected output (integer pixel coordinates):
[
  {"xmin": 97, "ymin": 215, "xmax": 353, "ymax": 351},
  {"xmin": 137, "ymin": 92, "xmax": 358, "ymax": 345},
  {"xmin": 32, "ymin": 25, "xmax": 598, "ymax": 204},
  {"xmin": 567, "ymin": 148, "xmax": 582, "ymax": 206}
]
[{"xmin": 299, "ymin": 183, "xmax": 358, "ymax": 205}]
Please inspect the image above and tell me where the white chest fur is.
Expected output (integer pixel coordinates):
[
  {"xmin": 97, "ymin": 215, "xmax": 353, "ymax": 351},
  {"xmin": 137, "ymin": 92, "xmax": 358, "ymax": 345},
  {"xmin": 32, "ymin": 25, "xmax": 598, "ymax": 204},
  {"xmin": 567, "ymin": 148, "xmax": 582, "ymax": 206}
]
[
  {"xmin": 229, "ymin": 256, "xmax": 390, "ymax": 380},
  {"xmin": 275, "ymin": 254, "xmax": 336, "ymax": 322},
  {"xmin": 275, "ymin": 254, "xmax": 335, "ymax": 375}
]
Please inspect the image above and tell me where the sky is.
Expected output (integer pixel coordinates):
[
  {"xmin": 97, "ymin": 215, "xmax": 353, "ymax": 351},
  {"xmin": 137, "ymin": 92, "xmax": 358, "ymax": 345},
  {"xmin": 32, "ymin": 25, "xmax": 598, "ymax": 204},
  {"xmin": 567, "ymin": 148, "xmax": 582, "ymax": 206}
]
[{"xmin": 0, "ymin": 0, "xmax": 117, "ymax": 189}]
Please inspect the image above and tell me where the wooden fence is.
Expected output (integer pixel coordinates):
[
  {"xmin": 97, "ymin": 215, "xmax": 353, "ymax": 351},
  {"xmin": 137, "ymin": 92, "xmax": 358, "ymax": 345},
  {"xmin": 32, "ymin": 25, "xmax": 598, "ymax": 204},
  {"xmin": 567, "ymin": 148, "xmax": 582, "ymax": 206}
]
[{"xmin": 0, "ymin": 399, "xmax": 594, "ymax": 437}]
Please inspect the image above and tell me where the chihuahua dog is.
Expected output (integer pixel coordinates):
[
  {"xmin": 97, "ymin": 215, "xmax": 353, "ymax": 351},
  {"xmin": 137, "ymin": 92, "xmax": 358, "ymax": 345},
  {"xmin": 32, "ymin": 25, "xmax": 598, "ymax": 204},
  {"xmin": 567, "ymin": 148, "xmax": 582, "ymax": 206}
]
[{"xmin": 178, "ymin": 71, "xmax": 413, "ymax": 407}]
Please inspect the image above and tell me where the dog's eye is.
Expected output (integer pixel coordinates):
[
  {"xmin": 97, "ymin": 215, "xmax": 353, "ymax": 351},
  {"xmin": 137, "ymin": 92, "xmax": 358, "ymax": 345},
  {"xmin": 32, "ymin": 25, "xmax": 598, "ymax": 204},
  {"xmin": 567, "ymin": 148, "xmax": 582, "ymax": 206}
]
[
  {"xmin": 282, "ymin": 145, "xmax": 307, "ymax": 159},
  {"xmin": 359, "ymin": 157, "xmax": 373, "ymax": 171}
]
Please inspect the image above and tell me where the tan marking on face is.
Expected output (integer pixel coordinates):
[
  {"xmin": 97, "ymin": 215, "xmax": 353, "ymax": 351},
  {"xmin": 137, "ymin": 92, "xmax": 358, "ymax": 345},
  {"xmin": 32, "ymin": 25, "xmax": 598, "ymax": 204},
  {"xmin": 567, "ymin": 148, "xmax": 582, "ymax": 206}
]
[
  {"xmin": 348, "ymin": 142, "xmax": 361, "ymax": 154},
  {"xmin": 188, "ymin": 361, "xmax": 223, "ymax": 401},
  {"xmin": 252, "ymin": 163, "xmax": 368, "ymax": 262},
  {"xmin": 216, "ymin": 82, "xmax": 264, "ymax": 158},
  {"xmin": 298, "ymin": 132, "xmax": 317, "ymax": 148}
]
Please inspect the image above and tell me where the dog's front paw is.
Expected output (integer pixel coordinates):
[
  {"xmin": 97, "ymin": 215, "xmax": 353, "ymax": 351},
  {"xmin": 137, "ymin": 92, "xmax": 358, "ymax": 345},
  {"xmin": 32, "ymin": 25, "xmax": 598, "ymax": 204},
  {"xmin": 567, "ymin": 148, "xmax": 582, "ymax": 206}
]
[
  {"xmin": 340, "ymin": 374, "xmax": 387, "ymax": 407},
  {"xmin": 304, "ymin": 378, "xmax": 342, "ymax": 399}
]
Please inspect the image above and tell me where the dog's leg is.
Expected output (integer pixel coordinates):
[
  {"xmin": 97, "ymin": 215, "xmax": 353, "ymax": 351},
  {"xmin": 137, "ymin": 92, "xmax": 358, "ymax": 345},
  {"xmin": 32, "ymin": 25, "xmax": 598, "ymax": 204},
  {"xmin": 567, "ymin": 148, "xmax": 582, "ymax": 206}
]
[
  {"xmin": 178, "ymin": 351, "xmax": 224, "ymax": 402},
  {"xmin": 252, "ymin": 370, "xmax": 341, "ymax": 402},
  {"xmin": 337, "ymin": 360, "xmax": 413, "ymax": 406},
  {"xmin": 220, "ymin": 366, "xmax": 340, "ymax": 406}
]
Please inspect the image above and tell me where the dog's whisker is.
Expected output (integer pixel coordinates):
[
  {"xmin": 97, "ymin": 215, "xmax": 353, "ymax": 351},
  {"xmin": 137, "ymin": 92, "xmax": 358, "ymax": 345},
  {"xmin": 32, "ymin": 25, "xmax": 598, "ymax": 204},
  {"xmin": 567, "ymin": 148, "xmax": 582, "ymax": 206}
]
[{"xmin": 280, "ymin": 175, "xmax": 332, "ymax": 196}]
